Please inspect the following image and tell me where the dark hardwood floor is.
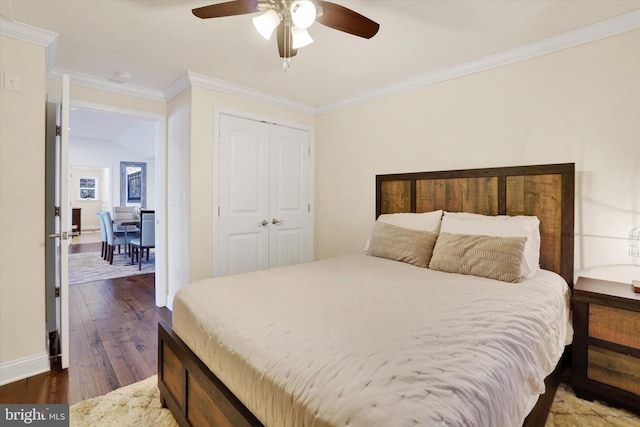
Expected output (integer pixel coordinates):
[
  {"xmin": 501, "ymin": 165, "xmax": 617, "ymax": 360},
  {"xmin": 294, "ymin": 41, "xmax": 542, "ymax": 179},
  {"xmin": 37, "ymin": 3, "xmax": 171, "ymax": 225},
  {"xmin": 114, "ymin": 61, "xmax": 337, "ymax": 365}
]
[
  {"xmin": 0, "ymin": 271, "xmax": 170, "ymax": 405},
  {"xmin": 69, "ymin": 241, "xmax": 102, "ymax": 254}
]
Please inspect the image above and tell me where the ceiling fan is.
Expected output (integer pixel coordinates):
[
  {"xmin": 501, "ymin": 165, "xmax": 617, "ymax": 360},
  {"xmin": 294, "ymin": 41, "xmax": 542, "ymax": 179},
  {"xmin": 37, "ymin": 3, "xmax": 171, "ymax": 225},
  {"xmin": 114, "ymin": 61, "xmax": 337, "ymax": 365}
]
[{"xmin": 193, "ymin": 0, "xmax": 379, "ymax": 69}]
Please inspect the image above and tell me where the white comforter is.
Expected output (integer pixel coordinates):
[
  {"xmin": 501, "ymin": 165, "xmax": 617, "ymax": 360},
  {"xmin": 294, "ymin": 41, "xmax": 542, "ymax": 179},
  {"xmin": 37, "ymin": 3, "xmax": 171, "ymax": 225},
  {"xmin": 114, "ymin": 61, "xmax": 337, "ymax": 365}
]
[{"xmin": 173, "ymin": 253, "xmax": 570, "ymax": 427}]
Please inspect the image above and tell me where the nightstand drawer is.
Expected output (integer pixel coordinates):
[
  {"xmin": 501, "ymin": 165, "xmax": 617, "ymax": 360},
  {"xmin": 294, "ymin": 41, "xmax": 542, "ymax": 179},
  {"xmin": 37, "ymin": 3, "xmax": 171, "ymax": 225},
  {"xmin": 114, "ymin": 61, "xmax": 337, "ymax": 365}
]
[
  {"xmin": 588, "ymin": 346, "xmax": 640, "ymax": 395},
  {"xmin": 589, "ymin": 304, "xmax": 640, "ymax": 349}
]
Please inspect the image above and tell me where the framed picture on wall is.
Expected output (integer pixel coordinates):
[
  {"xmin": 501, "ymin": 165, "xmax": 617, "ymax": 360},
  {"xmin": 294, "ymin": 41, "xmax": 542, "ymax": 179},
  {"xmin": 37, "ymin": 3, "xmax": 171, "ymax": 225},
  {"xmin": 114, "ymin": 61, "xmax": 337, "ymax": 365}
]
[
  {"xmin": 79, "ymin": 177, "xmax": 97, "ymax": 200},
  {"xmin": 127, "ymin": 171, "xmax": 142, "ymax": 203},
  {"xmin": 120, "ymin": 161, "xmax": 146, "ymax": 208}
]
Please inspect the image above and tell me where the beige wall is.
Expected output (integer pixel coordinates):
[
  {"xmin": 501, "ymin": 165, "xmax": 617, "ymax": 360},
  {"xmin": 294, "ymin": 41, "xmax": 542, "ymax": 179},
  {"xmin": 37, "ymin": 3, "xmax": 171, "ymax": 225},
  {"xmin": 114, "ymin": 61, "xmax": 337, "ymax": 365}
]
[
  {"xmin": 0, "ymin": 35, "xmax": 48, "ymax": 379},
  {"xmin": 315, "ymin": 30, "xmax": 640, "ymax": 281}
]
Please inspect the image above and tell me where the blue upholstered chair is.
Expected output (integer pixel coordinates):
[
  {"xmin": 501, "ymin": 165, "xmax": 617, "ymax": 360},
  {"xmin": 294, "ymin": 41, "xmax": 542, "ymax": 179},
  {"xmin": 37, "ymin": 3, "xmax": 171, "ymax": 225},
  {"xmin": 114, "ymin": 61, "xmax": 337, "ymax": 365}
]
[
  {"xmin": 96, "ymin": 211, "xmax": 108, "ymax": 259},
  {"xmin": 130, "ymin": 210, "xmax": 155, "ymax": 270},
  {"xmin": 101, "ymin": 211, "xmax": 137, "ymax": 265}
]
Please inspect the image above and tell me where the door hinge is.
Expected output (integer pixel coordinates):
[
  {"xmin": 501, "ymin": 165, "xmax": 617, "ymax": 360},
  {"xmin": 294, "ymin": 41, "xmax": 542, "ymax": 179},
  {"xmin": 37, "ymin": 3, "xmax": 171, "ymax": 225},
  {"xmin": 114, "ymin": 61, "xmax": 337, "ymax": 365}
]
[
  {"xmin": 55, "ymin": 125, "xmax": 61, "ymax": 136},
  {"xmin": 218, "ymin": 206, "xmax": 221, "ymax": 217},
  {"xmin": 54, "ymin": 206, "xmax": 61, "ymax": 217},
  {"xmin": 55, "ymin": 287, "xmax": 60, "ymax": 298},
  {"xmin": 308, "ymin": 204, "xmax": 311, "ymax": 213}
]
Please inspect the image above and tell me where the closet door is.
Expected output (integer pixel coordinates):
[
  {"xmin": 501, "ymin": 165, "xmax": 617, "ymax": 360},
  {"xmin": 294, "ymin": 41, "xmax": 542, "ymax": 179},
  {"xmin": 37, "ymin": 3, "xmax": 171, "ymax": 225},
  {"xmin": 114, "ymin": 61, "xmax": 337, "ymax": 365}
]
[
  {"xmin": 217, "ymin": 114, "xmax": 312, "ymax": 276},
  {"xmin": 218, "ymin": 115, "xmax": 270, "ymax": 275},
  {"xmin": 269, "ymin": 124, "xmax": 311, "ymax": 267}
]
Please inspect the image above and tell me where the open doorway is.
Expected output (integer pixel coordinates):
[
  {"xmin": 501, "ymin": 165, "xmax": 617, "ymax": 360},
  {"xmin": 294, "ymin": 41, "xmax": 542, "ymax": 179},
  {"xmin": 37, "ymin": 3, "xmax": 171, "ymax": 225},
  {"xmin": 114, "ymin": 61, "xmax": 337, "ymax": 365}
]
[{"xmin": 65, "ymin": 104, "xmax": 166, "ymax": 303}]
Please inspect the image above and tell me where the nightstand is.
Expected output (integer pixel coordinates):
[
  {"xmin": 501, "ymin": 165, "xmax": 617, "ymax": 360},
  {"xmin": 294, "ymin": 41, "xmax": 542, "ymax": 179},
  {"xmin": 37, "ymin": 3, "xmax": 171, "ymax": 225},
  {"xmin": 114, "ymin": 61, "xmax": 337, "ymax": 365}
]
[{"xmin": 572, "ymin": 276, "xmax": 640, "ymax": 414}]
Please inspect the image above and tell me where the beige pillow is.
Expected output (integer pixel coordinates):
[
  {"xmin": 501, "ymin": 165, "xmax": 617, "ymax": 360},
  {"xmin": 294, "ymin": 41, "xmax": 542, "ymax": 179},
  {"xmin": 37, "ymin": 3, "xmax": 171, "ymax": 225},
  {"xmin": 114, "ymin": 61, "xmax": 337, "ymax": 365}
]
[
  {"xmin": 367, "ymin": 222, "xmax": 438, "ymax": 268},
  {"xmin": 428, "ymin": 232, "xmax": 527, "ymax": 283}
]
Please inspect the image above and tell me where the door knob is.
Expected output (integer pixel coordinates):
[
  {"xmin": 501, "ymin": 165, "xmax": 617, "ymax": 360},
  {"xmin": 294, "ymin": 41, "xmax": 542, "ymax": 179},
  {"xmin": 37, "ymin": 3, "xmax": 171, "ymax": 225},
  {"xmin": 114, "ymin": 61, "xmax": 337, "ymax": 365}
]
[
  {"xmin": 272, "ymin": 218, "xmax": 283, "ymax": 225},
  {"xmin": 48, "ymin": 231, "xmax": 70, "ymax": 240},
  {"xmin": 259, "ymin": 220, "xmax": 269, "ymax": 227}
]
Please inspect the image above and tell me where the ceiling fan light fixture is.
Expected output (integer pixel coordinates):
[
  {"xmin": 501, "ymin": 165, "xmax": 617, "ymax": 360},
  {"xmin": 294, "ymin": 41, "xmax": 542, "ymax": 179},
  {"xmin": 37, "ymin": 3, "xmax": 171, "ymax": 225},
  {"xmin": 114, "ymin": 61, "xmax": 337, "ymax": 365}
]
[
  {"xmin": 252, "ymin": 9, "xmax": 281, "ymax": 40},
  {"xmin": 290, "ymin": 0, "xmax": 316, "ymax": 29},
  {"xmin": 192, "ymin": 0, "xmax": 378, "ymax": 69},
  {"xmin": 291, "ymin": 26, "xmax": 314, "ymax": 49}
]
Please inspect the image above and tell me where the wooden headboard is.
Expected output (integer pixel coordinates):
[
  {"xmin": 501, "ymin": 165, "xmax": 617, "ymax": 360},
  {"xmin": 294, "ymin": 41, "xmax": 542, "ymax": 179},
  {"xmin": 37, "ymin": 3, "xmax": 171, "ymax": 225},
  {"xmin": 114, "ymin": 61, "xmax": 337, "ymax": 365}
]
[{"xmin": 376, "ymin": 163, "xmax": 575, "ymax": 287}]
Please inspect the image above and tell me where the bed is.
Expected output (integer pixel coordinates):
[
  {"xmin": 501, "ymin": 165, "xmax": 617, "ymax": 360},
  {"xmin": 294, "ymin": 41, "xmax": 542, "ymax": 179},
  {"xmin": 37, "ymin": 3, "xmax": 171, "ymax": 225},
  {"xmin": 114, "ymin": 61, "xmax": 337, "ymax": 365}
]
[{"xmin": 158, "ymin": 163, "xmax": 575, "ymax": 427}]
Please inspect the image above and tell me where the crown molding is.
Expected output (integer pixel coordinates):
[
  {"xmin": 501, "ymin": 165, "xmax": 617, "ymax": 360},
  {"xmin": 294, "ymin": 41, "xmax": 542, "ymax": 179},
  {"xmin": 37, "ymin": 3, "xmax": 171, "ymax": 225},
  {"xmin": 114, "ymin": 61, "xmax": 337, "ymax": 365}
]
[
  {"xmin": 316, "ymin": 9, "xmax": 640, "ymax": 115},
  {"xmin": 163, "ymin": 72, "xmax": 192, "ymax": 101},
  {"xmin": 165, "ymin": 71, "xmax": 317, "ymax": 115},
  {"xmin": 0, "ymin": 16, "xmax": 57, "ymax": 46},
  {"xmin": 47, "ymin": 67, "xmax": 165, "ymax": 101},
  {"xmin": 0, "ymin": 17, "xmax": 58, "ymax": 72}
]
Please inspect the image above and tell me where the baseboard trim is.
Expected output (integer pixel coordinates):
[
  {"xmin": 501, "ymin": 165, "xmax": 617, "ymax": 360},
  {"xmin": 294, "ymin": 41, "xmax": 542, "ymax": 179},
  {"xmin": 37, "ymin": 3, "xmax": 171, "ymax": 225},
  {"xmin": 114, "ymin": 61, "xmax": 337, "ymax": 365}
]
[{"xmin": 0, "ymin": 352, "xmax": 50, "ymax": 386}]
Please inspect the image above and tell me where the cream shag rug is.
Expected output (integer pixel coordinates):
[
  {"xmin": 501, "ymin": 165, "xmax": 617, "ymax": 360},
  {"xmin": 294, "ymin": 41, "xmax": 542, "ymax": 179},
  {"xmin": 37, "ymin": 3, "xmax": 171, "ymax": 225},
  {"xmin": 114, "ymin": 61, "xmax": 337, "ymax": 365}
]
[
  {"xmin": 70, "ymin": 376, "xmax": 640, "ymax": 427},
  {"xmin": 546, "ymin": 383, "xmax": 640, "ymax": 427},
  {"xmin": 70, "ymin": 376, "xmax": 176, "ymax": 427}
]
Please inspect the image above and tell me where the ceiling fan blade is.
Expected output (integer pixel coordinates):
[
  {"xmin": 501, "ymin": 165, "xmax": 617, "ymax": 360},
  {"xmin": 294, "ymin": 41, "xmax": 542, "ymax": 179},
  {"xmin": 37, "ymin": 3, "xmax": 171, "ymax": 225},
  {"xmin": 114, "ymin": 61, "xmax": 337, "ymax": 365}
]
[
  {"xmin": 277, "ymin": 24, "xmax": 298, "ymax": 58},
  {"xmin": 315, "ymin": 1, "xmax": 379, "ymax": 39},
  {"xmin": 192, "ymin": 0, "xmax": 258, "ymax": 19}
]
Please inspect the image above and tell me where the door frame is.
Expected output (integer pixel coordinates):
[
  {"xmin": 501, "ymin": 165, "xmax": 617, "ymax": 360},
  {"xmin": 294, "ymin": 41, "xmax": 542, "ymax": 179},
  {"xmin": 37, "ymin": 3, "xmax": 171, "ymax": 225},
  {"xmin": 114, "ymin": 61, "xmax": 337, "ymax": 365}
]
[
  {"xmin": 212, "ymin": 107, "xmax": 315, "ymax": 277},
  {"xmin": 65, "ymin": 99, "xmax": 168, "ymax": 307}
]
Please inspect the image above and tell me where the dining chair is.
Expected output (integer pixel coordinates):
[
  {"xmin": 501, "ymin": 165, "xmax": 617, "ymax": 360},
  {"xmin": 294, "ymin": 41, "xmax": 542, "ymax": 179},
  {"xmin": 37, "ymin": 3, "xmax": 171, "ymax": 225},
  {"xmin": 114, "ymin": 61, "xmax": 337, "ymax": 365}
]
[
  {"xmin": 97, "ymin": 212, "xmax": 111, "ymax": 260},
  {"xmin": 102, "ymin": 211, "xmax": 137, "ymax": 265},
  {"xmin": 130, "ymin": 210, "xmax": 155, "ymax": 270},
  {"xmin": 96, "ymin": 211, "xmax": 108, "ymax": 259}
]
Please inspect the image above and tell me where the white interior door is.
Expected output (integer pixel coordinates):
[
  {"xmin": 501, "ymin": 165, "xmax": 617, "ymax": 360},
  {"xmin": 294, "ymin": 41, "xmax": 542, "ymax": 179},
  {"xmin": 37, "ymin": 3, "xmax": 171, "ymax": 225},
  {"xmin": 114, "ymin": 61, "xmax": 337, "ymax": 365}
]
[
  {"xmin": 217, "ymin": 114, "xmax": 312, "ymax": 276},
  {"xmin": 269, "ymin": 124, "xmax": 311, "ymax": 267},
  {"xmin": 58, "ymin": 74, "xmax": 71, "ymax": 369},
  {"xmin": 45, "ymin": 75, "xmax": 70, "ymax": 369},
  {"xmin": 218, "ymin": 114, "xmax": 270, "ymax": 275}
]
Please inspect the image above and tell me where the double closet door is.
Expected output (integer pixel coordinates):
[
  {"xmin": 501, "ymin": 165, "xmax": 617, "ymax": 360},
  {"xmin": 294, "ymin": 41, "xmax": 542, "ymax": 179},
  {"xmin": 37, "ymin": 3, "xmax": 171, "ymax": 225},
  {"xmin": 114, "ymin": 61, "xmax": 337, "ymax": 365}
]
[{"xmin": 217, "ymin": 114, "xmax": 312, "ymax": 276}]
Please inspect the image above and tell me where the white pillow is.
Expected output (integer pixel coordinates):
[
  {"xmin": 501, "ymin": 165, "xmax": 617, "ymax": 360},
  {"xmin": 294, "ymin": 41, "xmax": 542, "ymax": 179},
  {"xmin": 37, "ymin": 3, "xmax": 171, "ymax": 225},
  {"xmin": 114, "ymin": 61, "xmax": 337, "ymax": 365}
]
[
  {"xmin": 440, "ymin": 211, "xmax": 541, "ymax": 278},
  {"xmin": 363, "ymin": 210, "xmax": 443, "ymax": 251}
]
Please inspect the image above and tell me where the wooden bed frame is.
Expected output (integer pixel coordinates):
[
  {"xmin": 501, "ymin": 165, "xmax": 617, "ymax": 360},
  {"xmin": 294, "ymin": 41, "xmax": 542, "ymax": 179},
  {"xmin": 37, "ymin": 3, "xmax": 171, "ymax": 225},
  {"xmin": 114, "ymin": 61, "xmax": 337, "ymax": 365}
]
[{"xmin": 158, "ymin": 162, "xmax": 575, "ymax": 427}]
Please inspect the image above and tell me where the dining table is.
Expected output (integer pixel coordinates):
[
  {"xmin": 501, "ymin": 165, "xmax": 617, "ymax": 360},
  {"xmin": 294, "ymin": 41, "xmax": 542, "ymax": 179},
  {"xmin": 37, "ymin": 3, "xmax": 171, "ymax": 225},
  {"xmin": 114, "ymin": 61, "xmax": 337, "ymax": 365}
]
[{"xmin": 113, "ymin": 218, "xmax": 140, "ymax": 265}]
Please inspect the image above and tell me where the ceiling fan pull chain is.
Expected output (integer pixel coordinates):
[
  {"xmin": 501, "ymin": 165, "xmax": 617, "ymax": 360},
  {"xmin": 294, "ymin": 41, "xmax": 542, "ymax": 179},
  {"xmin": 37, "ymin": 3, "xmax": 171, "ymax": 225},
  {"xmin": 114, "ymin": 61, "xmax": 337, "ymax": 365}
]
[{"xmin": 283, "ymin": 19, "xmax": 291, "ymax": 71}]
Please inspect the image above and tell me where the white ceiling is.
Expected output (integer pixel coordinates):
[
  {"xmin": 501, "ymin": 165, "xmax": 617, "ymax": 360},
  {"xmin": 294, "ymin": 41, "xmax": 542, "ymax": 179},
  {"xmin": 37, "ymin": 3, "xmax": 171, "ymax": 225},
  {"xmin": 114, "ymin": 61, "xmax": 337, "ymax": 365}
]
[
  {"xmin": 2, "ymin": 0, "xmax": 639, "ymax": 111},
  {"xmin": 68, "ymin": 108, "xmax": 156, "ymax": 159}
]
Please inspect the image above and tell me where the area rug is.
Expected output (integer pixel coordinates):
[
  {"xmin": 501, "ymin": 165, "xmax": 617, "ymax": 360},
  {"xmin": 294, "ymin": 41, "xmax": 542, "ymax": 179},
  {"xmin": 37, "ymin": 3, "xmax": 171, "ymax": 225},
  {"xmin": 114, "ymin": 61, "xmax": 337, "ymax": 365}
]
[
  {"xmin": 70, "ymin": 376, "xmax": 176, "ymax": 427},
  {"xmin": 68, "ymin": 251, "xmax": 155, "ymax": 285},
  {"xmin": 70, "ymin": 375, "xmax": 640, "ymax": 427}
]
